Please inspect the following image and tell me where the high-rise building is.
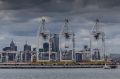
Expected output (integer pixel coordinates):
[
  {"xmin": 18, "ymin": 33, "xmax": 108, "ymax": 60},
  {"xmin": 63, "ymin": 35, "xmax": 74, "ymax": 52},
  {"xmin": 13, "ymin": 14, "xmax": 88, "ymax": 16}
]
[
  {"xmin": 10, "ymin": 40, "xmax": 17, "ymax": 51},
  {"xmin": 24, "ymin": 42, "xmax": 31, "ymax": 51},
  {"xmin": 43, "ymin": 42, "xmax": 49, "ymax": 52},
  {"xmin": 3, "ymin": 40, "xmax": 17, "ymax": 51},
  {"xmin": 51, "ymin": 34, "xmax": 59, "ymax": 52}
]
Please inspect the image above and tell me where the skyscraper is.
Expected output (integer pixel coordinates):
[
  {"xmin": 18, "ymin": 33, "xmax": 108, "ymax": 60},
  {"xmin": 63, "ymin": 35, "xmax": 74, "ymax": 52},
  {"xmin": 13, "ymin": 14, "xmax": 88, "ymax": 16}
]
[
  {"xmin": 3, "ymin": 40, "xmax": 17, "ymax": 51},
  {"xmin": 24, "ymin": 42, "xmax": 31, "ymax": 51},
  {"xmin": 10, "ymin": 40, "xmax": 17, "ymax": 51},
  {"xmin": 51, "ymin": 34, "xmax": 59, "ymax": 52}
]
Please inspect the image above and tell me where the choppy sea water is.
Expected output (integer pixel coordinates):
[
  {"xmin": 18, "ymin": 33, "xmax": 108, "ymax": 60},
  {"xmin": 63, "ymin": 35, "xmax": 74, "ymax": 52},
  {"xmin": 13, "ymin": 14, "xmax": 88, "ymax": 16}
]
[{"xmin": 0, "ymin": 68, "xmax": 120, "ymax": 79}]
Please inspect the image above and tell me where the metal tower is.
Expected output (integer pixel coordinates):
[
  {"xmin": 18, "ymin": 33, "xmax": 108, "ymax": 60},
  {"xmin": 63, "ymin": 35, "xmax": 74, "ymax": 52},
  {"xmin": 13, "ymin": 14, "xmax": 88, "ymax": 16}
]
[
  {"xmin": 90, "ymin": 19, "xmax": 105, "ymax": 61},
  {"xmin": 59, "ymin": 19, "xmax": 75, "ymax": 61},
  {"xmin": 37, "ymin": 19, "xmax": 51, "ymax": 62}
]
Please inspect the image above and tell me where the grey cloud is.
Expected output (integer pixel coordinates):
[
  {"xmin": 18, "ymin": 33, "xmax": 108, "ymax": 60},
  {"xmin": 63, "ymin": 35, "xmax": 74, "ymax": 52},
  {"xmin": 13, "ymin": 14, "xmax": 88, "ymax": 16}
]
[
  {"xmin": 0, "ymin": 0, "xmax": 120, "ymax": 53},
  {"xmin": 1, "ymin": 0, "xmax": 120, "ymax": 11},
  {"xmin": 1, "ymin": 0, "xmax": 73, "ymax": 12},
  {"xmin": 0, "ymin": 0, "xmax": 120, "ymax": 24}
]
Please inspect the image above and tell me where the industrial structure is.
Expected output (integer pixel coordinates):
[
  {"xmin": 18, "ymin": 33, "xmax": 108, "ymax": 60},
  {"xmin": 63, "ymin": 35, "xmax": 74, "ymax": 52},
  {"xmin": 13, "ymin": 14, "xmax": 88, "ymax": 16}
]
[
  {"xmin": 36, "ymin": 19, "xmax": 51, "ymax": 62},
  {"xmin": 90, "ymin": 19, "xmax": 105, "ymax": 61},
  {"xmin": 0, "ymin": 18, "xmax": 109, "ymax": 65},
  {"xmin": 59, "ymin": 19, "xmax": 75, "ymax": 62}
]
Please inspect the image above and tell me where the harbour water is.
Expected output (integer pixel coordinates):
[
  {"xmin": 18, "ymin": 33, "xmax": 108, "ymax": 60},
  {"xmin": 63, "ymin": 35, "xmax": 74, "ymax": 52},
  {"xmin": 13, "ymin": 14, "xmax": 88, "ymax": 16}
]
[{"xmin": 0, "ymin": 68, "xmax": 120, "ymax": 79}]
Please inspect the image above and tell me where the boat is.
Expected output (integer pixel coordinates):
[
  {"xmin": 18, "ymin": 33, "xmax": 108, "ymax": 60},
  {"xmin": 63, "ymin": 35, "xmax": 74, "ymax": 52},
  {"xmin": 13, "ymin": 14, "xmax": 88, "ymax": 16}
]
[{"xmin": 103, "ymin": 63, "xmax": 111, "ymax": 69}]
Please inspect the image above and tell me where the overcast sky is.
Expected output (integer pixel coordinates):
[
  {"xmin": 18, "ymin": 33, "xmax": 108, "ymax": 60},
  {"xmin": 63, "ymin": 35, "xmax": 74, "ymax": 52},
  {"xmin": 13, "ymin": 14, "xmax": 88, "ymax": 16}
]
[{"xmin": 0, "ymin": 0, "xmax": 120, "ymax": 53}]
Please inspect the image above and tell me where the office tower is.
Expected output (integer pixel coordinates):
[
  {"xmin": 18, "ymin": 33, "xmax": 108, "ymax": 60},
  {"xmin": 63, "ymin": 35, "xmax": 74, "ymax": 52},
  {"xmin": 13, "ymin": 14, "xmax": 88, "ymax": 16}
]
[
  {"xmin": 10, "ymin": 40, "xmax": 17, "ymax": 51},
  {"xmin": 43, "ymin": 42, "xmax": 49, "ymax": 52},
  {"xmin": 24, "ymin": 42, "xmax": 31, "ymax": 51},
  {"xmin": 3, "ymin": 40, "xmax": 17, "ymax": 51},
  {"xmin": 51, "ymin": 34, "xmax": 59, "ymax": 52}
]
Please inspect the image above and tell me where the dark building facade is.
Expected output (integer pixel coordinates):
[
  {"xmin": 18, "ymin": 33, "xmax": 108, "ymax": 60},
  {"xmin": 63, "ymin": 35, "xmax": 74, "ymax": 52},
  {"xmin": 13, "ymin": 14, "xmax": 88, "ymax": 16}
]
[
  {"xmin": 24, "ymin": 42, "xmax": 31, "ymax": 51},
  {"xmin": 3, "ymin": 40, "xmax": 17, "ymax": 51},
  {"xmin": 75, "ymin": 53, "xmax": 82, "ymax": 62},
  {"xmin": 10, "ymin": 40, "xmax": 17, "ymax": 51},
  {"xmin": 3, "ymin": 47, "xmax": 11, "ymax": 51},
  {"xmin": 51, "ymin": 34, "xmax": 59, "ymax": 52},
  {"xmin": 23, "ymin": 42, "xmax": 32, "ymax": 62},
  {"xmin": 43, "ymin": 42, "xmax": 49, "ymax": 52}
]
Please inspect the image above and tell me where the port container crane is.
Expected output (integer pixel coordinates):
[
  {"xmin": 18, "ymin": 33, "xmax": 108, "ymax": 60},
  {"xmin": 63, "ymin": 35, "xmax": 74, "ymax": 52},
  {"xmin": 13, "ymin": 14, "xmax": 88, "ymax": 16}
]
[
  {"xmin": 59, "ymin": 19, "xmax": 75, "ymax": 63},
  {"xmin": 90, "ymin": 19, "xmax": 105, "ymax": 61},
  {"xmin": 36, "ymin": 19, "xmax": 51, "ymax": 62}
]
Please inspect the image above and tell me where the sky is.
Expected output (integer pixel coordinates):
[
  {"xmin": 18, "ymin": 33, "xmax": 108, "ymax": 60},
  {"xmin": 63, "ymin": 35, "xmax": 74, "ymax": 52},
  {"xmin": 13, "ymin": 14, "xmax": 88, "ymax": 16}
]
[{"xmin": 0, "ymin": 0, "xmax": 120, "ymax": 54}]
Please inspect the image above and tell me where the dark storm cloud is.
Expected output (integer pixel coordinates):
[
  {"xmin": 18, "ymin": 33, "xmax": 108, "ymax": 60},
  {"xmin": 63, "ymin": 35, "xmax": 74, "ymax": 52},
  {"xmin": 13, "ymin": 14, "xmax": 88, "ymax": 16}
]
[
  {"xmin": 0, "ymin": 0, "xmax": 120, "ymax": 35},
  {"xmin": 0, "ymin": 0, "xmax": 120, "ymax": 24},
  {"xmin": 1, "ymin": 0, "xmax": 73, "ymax": 12},
  {"xmin": 77, "ymin": 0, "xmax": 120, "ymax": 8},
  {"xmin": 1, "ymin": 0, "xmax": 120, "ymax": 10}
]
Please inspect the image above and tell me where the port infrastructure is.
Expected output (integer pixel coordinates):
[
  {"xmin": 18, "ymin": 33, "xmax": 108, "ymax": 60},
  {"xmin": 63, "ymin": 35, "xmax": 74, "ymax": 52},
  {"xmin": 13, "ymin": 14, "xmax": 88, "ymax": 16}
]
[
  {"xmin": 37, "ymin": 19, "xmax": 51, "ymax": 62},
  {"xmin": 90, "ymin": 19, "xmax": 105, "ymax": 61}
]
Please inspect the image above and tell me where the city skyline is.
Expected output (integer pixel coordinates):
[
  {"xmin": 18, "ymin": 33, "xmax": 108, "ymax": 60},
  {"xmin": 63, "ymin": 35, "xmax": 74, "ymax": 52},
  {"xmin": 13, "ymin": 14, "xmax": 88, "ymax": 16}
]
[
  {"xmin": 0, "ymin": 0, "xmax": 120, "ymax": 54},
  {"xmin": 0, "ymin": 1, "xmax": 120, "ymax": 79}
]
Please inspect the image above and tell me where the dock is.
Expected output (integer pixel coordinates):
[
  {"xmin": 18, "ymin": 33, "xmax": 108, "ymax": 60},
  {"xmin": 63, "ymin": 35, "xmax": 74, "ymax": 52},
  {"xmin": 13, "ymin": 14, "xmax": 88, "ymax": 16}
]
[{"xmin": 0, "ymin": 64, "xmax": 105, "ymax": 69}]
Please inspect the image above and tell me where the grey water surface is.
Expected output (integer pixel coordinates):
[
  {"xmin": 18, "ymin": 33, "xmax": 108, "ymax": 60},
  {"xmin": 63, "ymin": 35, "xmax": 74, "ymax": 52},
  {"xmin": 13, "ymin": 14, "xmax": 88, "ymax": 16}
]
[{"xmin": 0, "ymin": 68, "xmax": 119, "ymax": 79}]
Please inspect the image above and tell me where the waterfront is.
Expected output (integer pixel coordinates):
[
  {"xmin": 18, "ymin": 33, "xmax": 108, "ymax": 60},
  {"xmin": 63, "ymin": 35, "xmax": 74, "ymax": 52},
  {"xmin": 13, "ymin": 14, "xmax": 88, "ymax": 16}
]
[{"xmin": 0, "ymin": 68, "xmax": 120, "ymax": 79}]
